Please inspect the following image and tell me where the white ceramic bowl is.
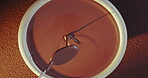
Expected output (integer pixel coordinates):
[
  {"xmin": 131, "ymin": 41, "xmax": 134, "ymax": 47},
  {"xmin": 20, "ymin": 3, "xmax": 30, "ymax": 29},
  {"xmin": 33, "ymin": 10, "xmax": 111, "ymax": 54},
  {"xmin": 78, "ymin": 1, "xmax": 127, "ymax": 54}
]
[{"xmin": 18, "ymin": 0, "xmax": 127, "ymax": 78}]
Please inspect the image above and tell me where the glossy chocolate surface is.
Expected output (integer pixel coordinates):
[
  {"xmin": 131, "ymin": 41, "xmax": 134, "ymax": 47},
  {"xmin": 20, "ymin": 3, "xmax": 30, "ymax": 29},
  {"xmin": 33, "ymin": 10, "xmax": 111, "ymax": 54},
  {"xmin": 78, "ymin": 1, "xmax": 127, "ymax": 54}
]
[{"xmin": 27, "ymin": 0, "xmax": 119, "ymax": 77}]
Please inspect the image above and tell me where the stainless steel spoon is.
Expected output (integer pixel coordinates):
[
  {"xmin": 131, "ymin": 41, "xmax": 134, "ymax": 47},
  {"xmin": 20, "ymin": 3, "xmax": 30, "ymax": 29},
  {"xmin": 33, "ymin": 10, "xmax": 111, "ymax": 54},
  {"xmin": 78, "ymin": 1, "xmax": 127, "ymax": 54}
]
[{"xmin": 38, "ymin": 45, "xmax": 79, "ymax": 78}]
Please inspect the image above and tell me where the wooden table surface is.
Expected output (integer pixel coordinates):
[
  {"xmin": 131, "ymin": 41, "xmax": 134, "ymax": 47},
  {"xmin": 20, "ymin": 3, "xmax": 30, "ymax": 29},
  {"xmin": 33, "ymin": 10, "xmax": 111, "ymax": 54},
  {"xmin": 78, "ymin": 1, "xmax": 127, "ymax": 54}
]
[{"xmin": 0, "ymin": 0, "xmax": 147, "ymax": 78}]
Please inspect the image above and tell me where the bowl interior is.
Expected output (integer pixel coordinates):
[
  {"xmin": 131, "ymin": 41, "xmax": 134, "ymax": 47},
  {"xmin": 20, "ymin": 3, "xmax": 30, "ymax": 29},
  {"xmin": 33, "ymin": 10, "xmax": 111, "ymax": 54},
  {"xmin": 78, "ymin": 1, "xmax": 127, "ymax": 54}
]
[{"xmin": 19, "ymin": 0, "xmax": 127, "ymax": 78}]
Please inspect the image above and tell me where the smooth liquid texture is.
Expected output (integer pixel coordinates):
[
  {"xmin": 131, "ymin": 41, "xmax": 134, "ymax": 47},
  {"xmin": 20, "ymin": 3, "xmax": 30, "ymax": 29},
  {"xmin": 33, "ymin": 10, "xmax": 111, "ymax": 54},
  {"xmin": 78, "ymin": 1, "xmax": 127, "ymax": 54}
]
[{"xmin": 27, "ymin": 0, "xmax": 120, "ymax": 77}]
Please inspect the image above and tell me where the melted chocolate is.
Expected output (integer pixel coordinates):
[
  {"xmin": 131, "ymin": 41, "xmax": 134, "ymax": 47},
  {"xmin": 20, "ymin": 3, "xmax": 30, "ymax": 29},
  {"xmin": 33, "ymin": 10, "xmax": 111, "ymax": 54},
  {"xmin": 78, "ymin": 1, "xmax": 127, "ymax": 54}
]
[{"xmin": 27, "ymin": 0, "xmax": 120, "ymax": 77}]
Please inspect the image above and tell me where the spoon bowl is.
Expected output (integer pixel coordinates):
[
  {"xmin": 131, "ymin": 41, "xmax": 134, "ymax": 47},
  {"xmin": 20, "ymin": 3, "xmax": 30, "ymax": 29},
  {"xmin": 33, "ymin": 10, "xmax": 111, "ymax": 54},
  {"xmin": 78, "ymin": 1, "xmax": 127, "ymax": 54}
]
[
  {"xmin": 38, "ymin": 45, "xmax": 79, "ymax": 78},
  {"xmin": 52, "ymin": 45, "xmax": 79, "ymax": 65}
]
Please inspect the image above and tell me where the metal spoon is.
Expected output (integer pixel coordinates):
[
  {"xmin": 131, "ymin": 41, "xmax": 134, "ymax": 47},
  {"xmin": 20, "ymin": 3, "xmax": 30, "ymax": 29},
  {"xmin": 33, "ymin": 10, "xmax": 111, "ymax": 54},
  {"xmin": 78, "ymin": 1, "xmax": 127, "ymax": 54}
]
[{"xmin": 38, "ymin": 45, "xmax": 79, "ymax": 78}]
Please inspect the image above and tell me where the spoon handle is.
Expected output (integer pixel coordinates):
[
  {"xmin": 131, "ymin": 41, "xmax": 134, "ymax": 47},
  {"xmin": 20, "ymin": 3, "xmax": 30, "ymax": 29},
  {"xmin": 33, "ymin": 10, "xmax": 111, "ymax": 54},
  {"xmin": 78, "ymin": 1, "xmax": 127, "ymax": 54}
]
[
  {"xmin": 69, "ymin": 12, "xmax": 111, "ymax": 34},
  {"xmin": 38, "ymin": 70, "xmax": 47, "ymax": 78},
  {"xmin": 38, "ymin": 62, "xmax": 54, "ymax": 78}
]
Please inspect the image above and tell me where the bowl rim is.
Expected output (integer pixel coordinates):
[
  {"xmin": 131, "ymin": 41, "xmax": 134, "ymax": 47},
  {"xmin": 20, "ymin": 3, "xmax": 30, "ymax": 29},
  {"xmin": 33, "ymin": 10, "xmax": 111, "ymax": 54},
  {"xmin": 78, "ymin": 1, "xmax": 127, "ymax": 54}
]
[{"xmin": 18, "ymin": 0, "xmax": 127, "ymax": 78}]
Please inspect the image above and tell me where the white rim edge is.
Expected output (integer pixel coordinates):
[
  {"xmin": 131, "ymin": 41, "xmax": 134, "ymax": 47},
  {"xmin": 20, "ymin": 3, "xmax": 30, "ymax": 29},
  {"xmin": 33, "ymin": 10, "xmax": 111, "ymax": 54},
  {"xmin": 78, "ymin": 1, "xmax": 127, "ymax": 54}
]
[
  {"xmin": 18, "ymin": 0, "xmax": 52, "ymax": 78},
  {"xmin": 93, "ymin": 0, "xmax": 127, "ymax": 78}
]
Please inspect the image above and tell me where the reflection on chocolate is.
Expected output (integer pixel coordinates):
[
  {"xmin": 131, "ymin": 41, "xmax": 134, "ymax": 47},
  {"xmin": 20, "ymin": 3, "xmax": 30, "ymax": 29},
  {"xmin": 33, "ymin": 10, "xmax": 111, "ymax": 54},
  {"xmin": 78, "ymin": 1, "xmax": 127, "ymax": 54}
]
[
  {"xmin": 52, "ymin": 45, "xmax": 79, "ymax": 65},
  {"xmin": 27, "ymin": 0, "xmax": 120, "ymax": 77}
]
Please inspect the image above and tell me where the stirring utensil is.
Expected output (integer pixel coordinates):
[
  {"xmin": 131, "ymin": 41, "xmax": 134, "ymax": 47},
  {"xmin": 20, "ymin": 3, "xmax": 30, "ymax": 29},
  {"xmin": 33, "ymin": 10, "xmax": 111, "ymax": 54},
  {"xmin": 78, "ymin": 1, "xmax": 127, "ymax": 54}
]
[{"xmin": 38, "ymin": 45, "xmax": 79, "ymax": 78}]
